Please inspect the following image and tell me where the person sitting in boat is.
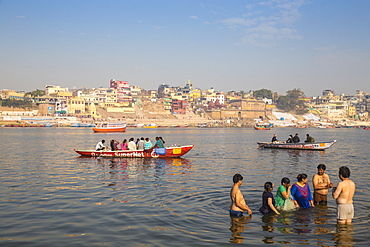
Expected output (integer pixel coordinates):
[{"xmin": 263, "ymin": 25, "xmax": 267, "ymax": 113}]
[
  {"xmin": 110, "ymin": 139, "xmax": 119, "ymax": 151},
  {"xmin": 144, "ymin": 138, "xmax": 153, "ymax": 150},
  {"xmin": 292, "ymin": 133, "xmax": 300, "ymax": 143},
  {"xmin": 128, "ymin": 138, "xmax": 137, "ymax": 150},
  {"xmin": 153, "ymin": 136, "xmax": 164, "ymax": 148},
  {"xmin": 113, "ymin": 140, "xmax": 120, "ymax": 150},
  {"xmin": 120, "ymin": 139, "xmax": 128, "ymax": 150},
  {"xmin": 271, "ymin": 134, "xmax": 278, "ymax": 143},
  {"xmin": 286, "ymin": 135, "xmax": 293, "ymax": 143},
  {"xmin": 95, "ymin": 140, "xmax": 106, "ymax": 151},
  {"xmin": 159, "ymin": 137, "xmax": 165, "ymax": 146},
  {"xmin": 304, "ymin": 134, "xmax": 315, "ymax": 143},
  {"xmin": 137, "ymin": 137, "xmax": 145, "ymax": 150}
]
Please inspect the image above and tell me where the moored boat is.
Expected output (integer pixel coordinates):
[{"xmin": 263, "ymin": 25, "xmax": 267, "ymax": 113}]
[
  {"xmin": 92, "ymin": 122, "xmax": 126, "ymax": 132},
  {"xmin": 74, "ymin": 145, "xmax": 194, "ymax": 158},
  {"xmin": 257, "ymin": 140, "xmax": 336, "ymax": 151}
]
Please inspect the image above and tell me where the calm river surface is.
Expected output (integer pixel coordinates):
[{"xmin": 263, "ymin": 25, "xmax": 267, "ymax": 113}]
[{"xmin": 0, "ymin": 127, "xmax": 369, "ymax": 246}]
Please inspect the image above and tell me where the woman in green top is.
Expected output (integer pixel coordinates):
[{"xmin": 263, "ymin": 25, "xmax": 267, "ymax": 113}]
[{"xmin": 275, "ymin": 177, "xmax": 291, "ymax": 209}]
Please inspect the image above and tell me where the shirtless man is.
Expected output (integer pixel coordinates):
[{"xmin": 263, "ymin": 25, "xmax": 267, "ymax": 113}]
[
  {"xmin": 230, "ymin": 174, "xmax": 252, "ymax": 217},
  {"xmin": 332, "ymin": 166, "xmax": 356, "ymax": 224},
  {"xmin": 312, "ymin": 164, "xmax": 333, "ymax": 205}
]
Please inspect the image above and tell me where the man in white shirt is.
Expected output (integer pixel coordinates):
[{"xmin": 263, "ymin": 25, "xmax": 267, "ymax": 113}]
[
  {"xmin": 127, "ymin": 138, "xmax": 137, "ymax": 150},
  {"xmin": 95, "ymin": 140, "xmax": 106, "ymax": 151}
]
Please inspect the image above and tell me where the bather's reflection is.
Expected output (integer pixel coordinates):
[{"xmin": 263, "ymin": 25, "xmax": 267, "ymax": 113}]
[
  {"xmin": 229, "ymin": 215, "xmax": 252, "ymax": 244},
  {"xmin": 334, "ymin": 224, "xmax": 354, "ymax": 247}
]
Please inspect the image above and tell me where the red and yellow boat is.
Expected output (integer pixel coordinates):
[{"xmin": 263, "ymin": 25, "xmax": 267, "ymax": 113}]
[
  {"xmin": 92, "ymin": 122, "xmax": 126, "ymax": 132},
  {"xmin": 254, "ymin": 124, "xmax": 271, "ymax": 130},
  {"xmin": 74, "ymin": 145, "xmax": 194, "ymax": 158}
]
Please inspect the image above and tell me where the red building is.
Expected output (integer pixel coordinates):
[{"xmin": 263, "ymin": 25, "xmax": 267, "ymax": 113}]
[
  {"xmin": 110, "ymin": 79, "xmax": 132, "ymax": 103},
  {"xmin": 172, "ymin": 99, "xmax": 188, "ymax": 114}
]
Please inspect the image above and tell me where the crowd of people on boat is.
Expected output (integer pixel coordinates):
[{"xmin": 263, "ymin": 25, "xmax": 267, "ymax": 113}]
[
  {"xmin": 95, "ymin": 136, "xmax": 166, "ymax": 151},
  {"xmin": 271, "ymin": 133, "xmax": 315, "ymax": 143},
  {"xmin": 230, "ymin": 165, "xmax": 355, "ymax": 224}
]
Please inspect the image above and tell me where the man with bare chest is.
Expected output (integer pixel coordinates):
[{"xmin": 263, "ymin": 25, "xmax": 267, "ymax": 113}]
[
  {"xmin": 230, "ymin": 174, "xmax": 252, "ymax": 217},
  {"xmin": 332, "ymin": 166, "xmax": 356, "ymax": 224},
  {"xmin": 312, "ymin": 164, "xmax": 333, "ymax": 205}
]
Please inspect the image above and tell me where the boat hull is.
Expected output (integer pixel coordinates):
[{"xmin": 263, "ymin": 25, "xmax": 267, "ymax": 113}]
[
  {"xmin": 74, "ymin": 145, "xmax": 194, "ymax": 158},
  {"xmin": 92, "ymin": 127, "xmax": 126, "ymax": 132},
  {"xmin": 257, "ymin": 141, "xmax": 336, "ymax": 151},
  {"xmin": 254, "ymin": 127, "xmax": 270, "ymax": 130}
]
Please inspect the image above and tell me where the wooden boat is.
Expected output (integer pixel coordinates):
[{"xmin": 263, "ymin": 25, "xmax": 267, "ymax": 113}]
[
  {"xmin": 74, "ymin": 145, "xmax": 194, "ymax": 158},
  {"xmin": 254, "ymin": 122, "xmax": 272, "ymax": 130},
  {"xmin": 257, "ymin": 140, "xmax": 336, "ymax": 151},
  {"xmin": 254, "ymin": 125, "xmax": 271, "ymax": 130},
  {"xmin": 92, "ymin": 122, "xmax": 126, "ymax": 132}
]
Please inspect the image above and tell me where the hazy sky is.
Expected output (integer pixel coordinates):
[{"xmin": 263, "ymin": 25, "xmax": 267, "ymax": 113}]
[{"xmin": 1, "ymin": 0, "xmax": 369, "ymax": 97}]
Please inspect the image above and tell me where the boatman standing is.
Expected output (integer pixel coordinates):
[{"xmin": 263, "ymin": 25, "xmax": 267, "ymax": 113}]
[{"xmin": 230, "ymin": 174, "xmax": 253, "ymax": 217}]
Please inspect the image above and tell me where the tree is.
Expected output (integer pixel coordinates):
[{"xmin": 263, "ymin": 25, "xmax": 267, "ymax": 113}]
[
  {"xmin": 25, "ymin": 89, "xmax": 45, "ymax": 98},
  {"xmin": 0, "ymin": 98, "xmax": 33, "ymax": 109},
  {"xmin": 276, "ymin": 88, "xmax": 308, "ymax": 114},
  {"xmin": 253, "ymin": 89, "xmax": 273, "ymax": 99}
]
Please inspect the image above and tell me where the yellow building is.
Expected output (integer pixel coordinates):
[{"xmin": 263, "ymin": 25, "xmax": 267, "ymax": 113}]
[
  {"xmin": 348, "ymin": 106, "xmax": 356, "ymax": 117},
  {"xmin": 0, "ymin": 90, "xmax": 25, "ymax": 100},
  {"xmin": 68, "ymin": 97, "xmax": 86, "ymax": 115}
]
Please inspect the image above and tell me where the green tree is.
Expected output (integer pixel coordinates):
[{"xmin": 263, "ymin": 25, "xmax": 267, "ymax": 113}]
[
  {"xmin": 276, "ymin": 88, "xmax": 308, "ymax": 114},
  {"xmin": 253, "ymin": 89, "xmax": 273, "ymax": 99},
  {"xmin": 0, "ymin": 98, "xmax": 33, "ymax": 109},
  {"xmin": 25, "ymin": 89, "xmax": 45, "ymax": 98}
]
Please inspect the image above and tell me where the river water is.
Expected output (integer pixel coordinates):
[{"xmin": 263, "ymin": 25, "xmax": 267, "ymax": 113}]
[{"xmin": 0, "ymin": 127, "xmax": 369, "ymax": 246}]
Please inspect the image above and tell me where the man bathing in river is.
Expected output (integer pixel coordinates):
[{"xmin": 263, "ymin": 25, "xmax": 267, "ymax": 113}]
[
  {"xmin": 230, "ymin": 174, "xmax": 252, "ymax": 217},
  {"xmin": 312, "ymin": 164, "xmax": 333, "ymax": 205},
  {"xmin": 332, "ymin": 166, "xmax": 356, "ymax": 224}
]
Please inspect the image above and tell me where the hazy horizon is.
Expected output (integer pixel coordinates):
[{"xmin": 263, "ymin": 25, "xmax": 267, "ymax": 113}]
[{"xmin": 1, "ymin": 0, "xmax": 369, "ymax": 97}]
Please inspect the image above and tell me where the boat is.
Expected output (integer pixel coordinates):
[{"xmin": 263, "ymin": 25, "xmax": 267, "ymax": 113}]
[
  {"xmin": 257, "ymin": 140, "xmax": 336, "ymax": 151},
  {"xmin": 92, "ymin": 122, "xmax": 126, "ymax": 132},
  {"xmin": 254, "ymin": 124, "xmax": 271, "ymax": 130},
  {"xmin": 74, "ymin": 145, "xmax": 194, "ymax": 158},
  {"xmin": 143, "ymin": 123, "xmax": 158, "ymax": 128}
]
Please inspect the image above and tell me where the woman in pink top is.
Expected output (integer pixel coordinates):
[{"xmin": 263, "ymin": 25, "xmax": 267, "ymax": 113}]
[{"xmin": 120, "ymin": 139, "xmax": 128, "ymax": 150}]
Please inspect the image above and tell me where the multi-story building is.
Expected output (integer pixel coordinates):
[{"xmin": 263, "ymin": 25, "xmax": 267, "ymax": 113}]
[
  {"xmin": 171, "ymin": 99, "xmax": 188, "ymax": 114},
  {"xmin": 206, "ymin": 92, "xmax": 225, "ymax": 105},
  {"xmin": 44, "ymin": 85, "xmax": 69, "ymax": 95},
  {"xmin": 110, "ymin": 79, "xmax": 132, "ymax": 104}
]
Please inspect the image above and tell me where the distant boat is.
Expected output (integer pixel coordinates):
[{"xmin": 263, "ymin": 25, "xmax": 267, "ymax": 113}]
[
  {"xmin": 257, "ymin": 140, "xmax": 336, "ymax": 151},
  {"xmin": 143, "ymin": 123, "xmax": 158, "ymax": 128},
  {"xmin": 71, "ymin": 123, "xmax": 96, "ymax": 127},
  {"xmin": 92, "ymin": 122, "xmax": 126, "ymax": 132},
  {"xmin": 254, "ymin": 123, "xmax": 271, "ymax": 130}
]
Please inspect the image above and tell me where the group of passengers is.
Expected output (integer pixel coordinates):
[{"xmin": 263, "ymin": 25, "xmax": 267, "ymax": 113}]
[
  {"xmin": 272, "ymin": 133, "xmax": 315, "ymax": 144},
  {"xmin": 95, "ymin": 137, "xmax": 165, "ymax": 151}
]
